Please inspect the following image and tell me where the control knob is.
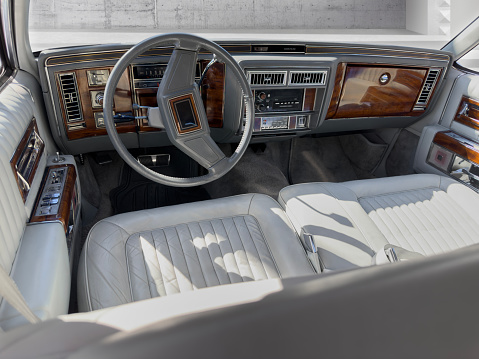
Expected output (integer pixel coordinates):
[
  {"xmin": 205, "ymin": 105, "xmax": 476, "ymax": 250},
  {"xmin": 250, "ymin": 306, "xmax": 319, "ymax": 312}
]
[
  {"xmin": 256, "ymin": 103, "xmax": 266, "ymax": 112},
  {"xmin": 95, "ymin": 92, "xmax": 104, "ymax": 106}
]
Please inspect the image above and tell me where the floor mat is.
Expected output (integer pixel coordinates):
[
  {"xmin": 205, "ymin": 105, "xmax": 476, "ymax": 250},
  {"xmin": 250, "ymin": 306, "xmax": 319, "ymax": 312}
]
[
  {"xmin": 110, "ymin": 164, "xmax": 210, "ymax": 214},
  {"xmin": 203, "ymin": 142, "xmax": 290, "ymax": 200},
  {"xmin": 289, "ymin": 136, "xmax": 360, "ymax": 184}
]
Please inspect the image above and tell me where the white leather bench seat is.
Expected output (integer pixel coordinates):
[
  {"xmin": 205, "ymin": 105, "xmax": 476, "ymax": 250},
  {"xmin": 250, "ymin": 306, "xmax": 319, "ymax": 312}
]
[
  {"xmin": 78, "ymin": 193, "xmax": 314, "ymax": 311},
  {"xmin": 279, "ymin": 174, "xmax": 479, "ymax": 271}
]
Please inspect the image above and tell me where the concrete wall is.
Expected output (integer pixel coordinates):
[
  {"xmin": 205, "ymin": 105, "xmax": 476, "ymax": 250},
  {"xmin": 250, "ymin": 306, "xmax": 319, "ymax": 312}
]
[{"xmin": 29, "ymin": 0, "xmax": 406, "ymax": 30}]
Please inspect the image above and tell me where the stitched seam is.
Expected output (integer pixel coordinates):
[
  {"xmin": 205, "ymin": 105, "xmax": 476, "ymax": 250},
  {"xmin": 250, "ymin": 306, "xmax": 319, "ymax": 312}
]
[
  {"xmin": 357, "ymin": 185, "xmax": 439, "ymax": 201},
  {"xmin": 386, "ymin": 192, "xmax": 438, "ymax": 255},
  {"xmin": 151, "ymin": 229, "xmax": 167, "ymax": 297},
  {"xmin": 142, "ymin": 232, "xmax": 156, "ymax": 299},
  {"xmin": 185, "ymin": 223, "xmax": 210, "ymax": 287},
  {"xmin": 241, "ymin": 216, "xmax": 269, "ymax": 279},
  {"xmin": 198, "ymin": 221, "xmax": 222, "ymax": 285},
  {"xmin": 210, "ymin": 220, "xmax": 234, "ymax": 284},
  {"xmin": 433, "ymin": 191, "xmax": 477, "ymax": 247},
  {"xmin": 406, "ymin": 189, "xmax": 454, "ymax": 253},
  {"xmin": 368, "ymin": 196, "xmax": 421, "ymax": 253},
  {"xmin": 245, "ymin": 216, "xmax": 280, "ymax": 279},
  {"xmin": 220, "ymin": 218, "xmax": 244, "ymax": 282},
  {"xmin": 232, "ymin": 216, "xmax": 257, "ymax": 281},
  {"xmin": 174, "ymin": 226, "xmax": 196, "ymax": 291},
  {"xmin": 163, "ymin": 228, "xmax": 181, "ymax": 295}
]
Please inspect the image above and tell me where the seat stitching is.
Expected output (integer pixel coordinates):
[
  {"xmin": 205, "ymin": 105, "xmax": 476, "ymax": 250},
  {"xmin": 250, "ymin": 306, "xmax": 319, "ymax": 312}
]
[
  {"xmin": 243, "ymin": 216, "xmax": 280, "ymax": 279},
  {"xmin": 357, "ymin": 186, "xmax": 438, "ymax": 201},
  {"xmin": 406, "ymin": 189, "xmax": 457, "ymax": 252},
  {"xmin": 151, "ymin": 229, "xmax": 168, "ymax": 297},
  {"xmin": 174, "ymin": 226, "xmax": 196, "ymax": 291},
  {"xmin": 240, "ymin": 216, "xmax": 268, "ymax": 280},
  {"xmin": 219, "ymin": 219, "xmax": 245, "ymax": 282},
  {"xmin": 186, "ymin": 222, "xmax": 215, "ymax": 287},
  {"xmin": 168, "ymin": 227, "xmax": 190, "ymax": 293},
  {"xmin": 210, "ymin": 220, "xmax": 234, "ymax": 284},
  {"xmin": 162, "ymin": 228, "xmax": 181, "ymax": 295},
  {"xmin": 214, "ymin": 219, "xmax": 238, "ymax": 284},
  {"xmin": 433, "ymin": 191, "xmax": 477, "ymax": 246},
  {"xmin": 198, "ymin": 221, "xmax": 223, "ymax": 285},
  {"xmin": 406, "ymin": 188, "xmax": 460, "ymax": 252},
  {"xmin": 367, "ymin": 196, "xmax": 422, "ymax": 253},
  {"xmin": 143, "ymin": 231, "xmax": 158, "ymax": 298},
  {"xmin": 386, "ymin": 191, "xmax": 439, "ymax": 254},
  {"xmin": 125, "ymin": 234, "xmax": 151, "ymax": 301},
  {"xmin": 232, "ymin": 217, "xmax": 256, "ymax": 281}
]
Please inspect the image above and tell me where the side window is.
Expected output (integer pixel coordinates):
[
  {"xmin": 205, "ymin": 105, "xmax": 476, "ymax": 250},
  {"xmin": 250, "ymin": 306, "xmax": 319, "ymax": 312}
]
[{"xmin": 456, "ymin": 45, "xmax": 479, "ymax": 73}]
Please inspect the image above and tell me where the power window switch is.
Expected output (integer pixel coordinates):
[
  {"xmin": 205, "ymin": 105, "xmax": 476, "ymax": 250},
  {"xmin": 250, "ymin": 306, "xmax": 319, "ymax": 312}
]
[{"xmin": 40, "ymin": 207, "xmax": 51, "ymax": 215}]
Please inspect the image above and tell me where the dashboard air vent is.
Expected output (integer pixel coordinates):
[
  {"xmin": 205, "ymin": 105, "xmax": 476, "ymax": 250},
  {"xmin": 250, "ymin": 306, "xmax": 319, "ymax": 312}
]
[
  {"xmin": 58, "ymin": 72, "xmax": 83, "ymax": 123},
  {"xmin": 414, "ymin": 68, "xmax": 441, "ymax": 110},
  {"xmin": 289, "ymin": 71, "xmax": 327, "ymax": 86},
  {"xmin": 248, "ymin": 71, "xmax": 287, "ymax": 86}
]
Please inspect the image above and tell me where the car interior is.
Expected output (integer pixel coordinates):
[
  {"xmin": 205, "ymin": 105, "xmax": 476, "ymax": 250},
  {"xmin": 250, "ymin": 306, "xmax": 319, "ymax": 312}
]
[{"xmin": 1, "ymin": 0, "xmax": 479, "ymax": 357}]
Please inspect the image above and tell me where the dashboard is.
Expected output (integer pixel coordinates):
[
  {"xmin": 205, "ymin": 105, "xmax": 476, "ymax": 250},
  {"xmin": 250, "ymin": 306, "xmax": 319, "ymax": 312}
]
[{"xmin": 37, "ymin": 41, "xmax": 452, "ymax": 155}]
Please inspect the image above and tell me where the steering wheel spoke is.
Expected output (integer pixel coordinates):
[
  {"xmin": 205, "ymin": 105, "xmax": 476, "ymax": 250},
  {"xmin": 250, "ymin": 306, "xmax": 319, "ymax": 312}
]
[{"xmin": 103, "ymin": 33, "xmax": 254, "ymax": 187}]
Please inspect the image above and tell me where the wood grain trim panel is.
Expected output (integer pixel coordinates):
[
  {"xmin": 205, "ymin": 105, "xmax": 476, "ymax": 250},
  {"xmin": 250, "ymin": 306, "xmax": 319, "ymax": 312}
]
[
  {"xmin": 10, "ymin": 119, "xmax": 45, "ymax": 202},
  {"xmin": 303, "ymin": 88, "xmax": 316, "ymax": 112},
  {"xmin": 169, "ymin": 94, "xmax": 202, "ymax": 134},
  {"xmin": 326, "ymin": 63, "xmax": 346, "ymax": 119},
  {"xmin": 200, "ymin": 61, "xmax": 225, "ymax": 128},
  {"xmin": 56, "ymin": 66, "xmax": 136, "ymax": 140},
  {"xmin": 433, "ymin": 131, "xmax": 479, "ymax": 165},
  {"xmin": 328, "ymin": 64, "xmax": 428, "ymax": 119},
  {"xmin": 453, "ymin": 96, "xmax": 479, "ymax": 131},
  {"xmin": 30, "ymin": 164, "xmax": 76, "ymax": 232}
]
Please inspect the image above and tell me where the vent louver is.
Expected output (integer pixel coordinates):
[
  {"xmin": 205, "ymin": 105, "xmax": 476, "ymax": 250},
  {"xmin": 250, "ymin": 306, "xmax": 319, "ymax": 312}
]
[
  {"xmin": 248, "ymin": 71, "xmax": 286, "ymax": 86},
  {"xmin": 289, "ymin": 71, "xmax": 327, "ymax": 85},
  {"xmin": 58, "ymin": 72, "xmax": 83, "ymax": 123},
  {"xmin": 414, "ymin": 68, "xmax": 441, "ymax": 110}
]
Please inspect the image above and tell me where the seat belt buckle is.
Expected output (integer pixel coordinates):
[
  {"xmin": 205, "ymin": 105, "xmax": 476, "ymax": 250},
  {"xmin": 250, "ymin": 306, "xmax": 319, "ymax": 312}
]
[{"xmin": 303, "ymin": 233, "xmax": 317, "ymax": 254}]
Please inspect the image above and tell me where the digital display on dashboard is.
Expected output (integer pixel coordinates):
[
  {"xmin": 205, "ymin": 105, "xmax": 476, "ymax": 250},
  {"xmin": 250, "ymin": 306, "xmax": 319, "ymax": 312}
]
[
  {"xmin": 170, "ymin": 95, "xmax": 201, "ymax": 133},
  {"xmin": 133, "ymin": 64, "xmax": 167, "ymax": 79}
]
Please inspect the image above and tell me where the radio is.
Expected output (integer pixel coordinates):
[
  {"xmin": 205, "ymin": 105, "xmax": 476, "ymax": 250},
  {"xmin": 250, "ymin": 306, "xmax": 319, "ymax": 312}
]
[{"xmin": 254, "ymin": 89, "xmax": 304, "ymax": 113}]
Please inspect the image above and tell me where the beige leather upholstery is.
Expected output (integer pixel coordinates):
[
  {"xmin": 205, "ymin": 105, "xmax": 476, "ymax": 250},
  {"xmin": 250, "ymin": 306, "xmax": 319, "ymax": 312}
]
[
  {"xmin": 279, "ymin": 174, "xmax": 479, "ymax": 271},
  {"xmin": 0, "ymin": 75, "xmax": 70, "ymax": 330},
  {"xmin": 78, "ymin": 193, "xmax": 314, "ymax": 311}
]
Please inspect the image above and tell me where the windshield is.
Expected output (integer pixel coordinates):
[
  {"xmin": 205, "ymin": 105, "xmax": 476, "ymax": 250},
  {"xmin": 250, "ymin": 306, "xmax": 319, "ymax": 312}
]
[{"xmin": 29, "ymin": 1, "xmax": 476, "ymax": 52}]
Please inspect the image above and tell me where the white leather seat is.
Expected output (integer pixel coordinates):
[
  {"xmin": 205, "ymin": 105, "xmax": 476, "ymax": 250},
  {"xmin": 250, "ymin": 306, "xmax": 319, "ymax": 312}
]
[
  {"xmin": 78, "ymin": 193, "xmax": 314, "ymax": 311},
  {"xmin": 279, "ymin": 174, "xmax": 479, "ymax": 271}
]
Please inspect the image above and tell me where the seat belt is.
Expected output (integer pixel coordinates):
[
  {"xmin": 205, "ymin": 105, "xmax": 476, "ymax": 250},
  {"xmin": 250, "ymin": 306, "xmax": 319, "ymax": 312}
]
[
  {"xmin": 301, "ymin": 232, "xmax": 322, "ymax": 273},
  {"xmin": 0, "ymin": 264, "xmax": 40, "ymax": 327}
]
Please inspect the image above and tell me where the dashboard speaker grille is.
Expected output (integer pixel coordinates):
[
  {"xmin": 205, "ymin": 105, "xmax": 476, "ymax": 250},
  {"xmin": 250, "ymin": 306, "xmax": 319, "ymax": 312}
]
[
  {"xmin": 58, "ymin": 72, "xmax": 83, "ymax": 123},
  {"xmin": 289, "ymin": 71, "xmax": 327, "ymax": 85},
  {"xmin": 414, "ymin": 68, "xmax": 441, "ymax": 110},
  {"xmin": 248, "ymin": 71, "xmax": 287, "ymax": 86}
]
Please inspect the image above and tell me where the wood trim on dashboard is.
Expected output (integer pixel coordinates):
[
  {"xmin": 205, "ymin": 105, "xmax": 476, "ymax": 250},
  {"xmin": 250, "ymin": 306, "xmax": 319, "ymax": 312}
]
[
  {"xmin": 56, "ymin": 66, "xmax": 136, "ymax": 140},
  {"xmin": 30, "ymin": 164, "xmax": 76, "ymax": 232},
  {"xmin": 326, "ymin": 64, "xmax": 428, "ymax": 119},
  {"xmin": 433, "ymin": 131, "xmax": 479, "ymax": 166},
  {"xmin": 453, "ymin": 96, "xmax": 479, "ymax": 131},
  {"xmin": 326, "ymin": 63, "xmax": 346, "ymax": 119},
  {"xmin": 200, "ymin": 61, "xmax": 225, "ymax": 128},
  {"xmin": 10, "ymin": 119, "xmax": 45, "ymax": 202}
]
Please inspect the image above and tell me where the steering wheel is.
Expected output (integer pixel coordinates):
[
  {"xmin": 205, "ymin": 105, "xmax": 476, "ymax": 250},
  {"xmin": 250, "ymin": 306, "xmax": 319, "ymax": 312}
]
[{"xmin": 103, "ymin": 33, "xmax": 254, "ymax": 187}]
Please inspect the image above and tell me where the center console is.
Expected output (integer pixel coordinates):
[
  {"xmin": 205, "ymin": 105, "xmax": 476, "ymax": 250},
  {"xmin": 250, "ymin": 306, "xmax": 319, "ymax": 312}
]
[{"xmin": 245, "ymin": 69, "xmax": 329, "ymax": 135}]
